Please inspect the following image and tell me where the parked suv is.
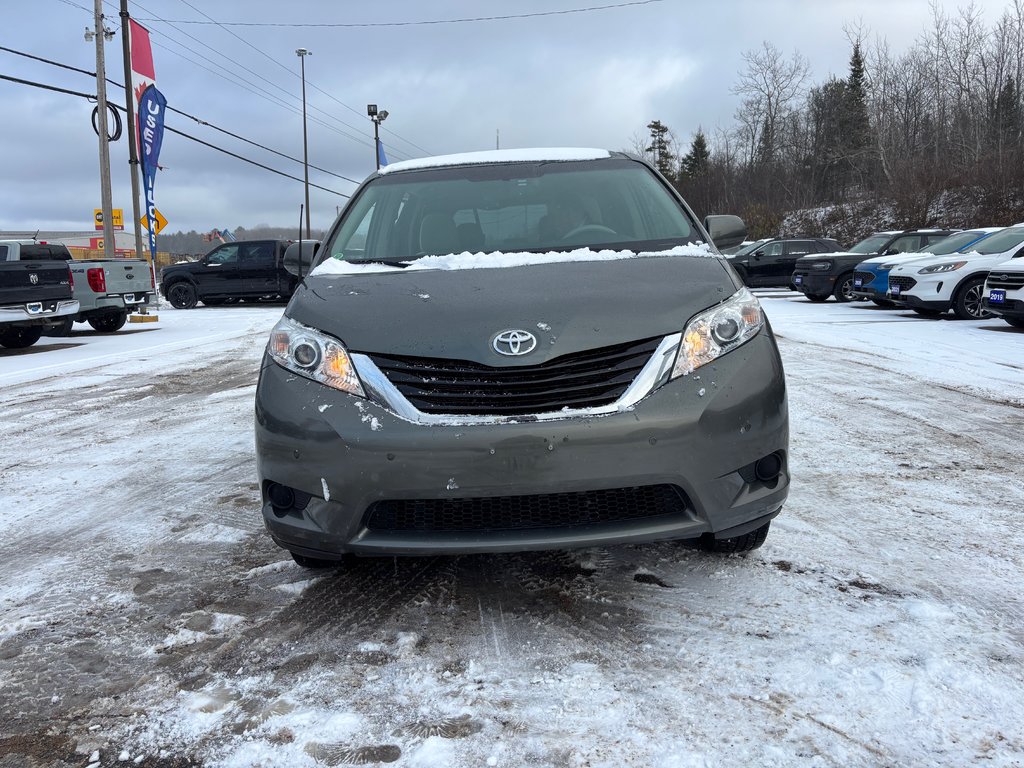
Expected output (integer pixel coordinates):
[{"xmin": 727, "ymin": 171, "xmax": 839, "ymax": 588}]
[
  {"xmin": 729, "ymin": 237, "xmax": 842, "ymax": 288},
  {"xmin": 792, "ymin": 229, "xmax": 955, "ymax": 302},
  {"xmin": 851, "ymin": 228, "xmax": 1000, "ymax": 304},
  {"xmin": 255, "ymin": 149, "xmax": 789, "ymax": 568},
  {"xmin": 159, "ymin": 239, "xmax": 295, "ymax": 309},
  {"xmin": 888, "ymin": 225, "xmax": 1024, "ymax": 319},
  {"xmin": 983, "ymin": 254, "xmax": 1024, "ymax": 328}
]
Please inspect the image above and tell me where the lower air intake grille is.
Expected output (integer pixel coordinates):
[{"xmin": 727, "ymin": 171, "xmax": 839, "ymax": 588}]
[
  {"xmin": 365, "ymin": 484, "xmax": 689, "ymax": 532},
  {"xmin": 889, "ymin": 276, "xmax": 918, "ymax": 292}
]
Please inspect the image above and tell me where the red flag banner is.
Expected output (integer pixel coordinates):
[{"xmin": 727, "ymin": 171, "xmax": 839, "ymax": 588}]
[{"xmin": 129, "ymin": 19, "xmax": 155, "ymax": 108}]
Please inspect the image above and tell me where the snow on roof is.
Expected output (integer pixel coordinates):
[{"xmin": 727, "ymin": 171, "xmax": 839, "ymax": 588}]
[
  {"xmin": 310, "ymin": 244, "xmax": 717, "ymax": 277},
  {"xmin": 378, "ymin": 148, "xmax": 612, "ymax": 175}
]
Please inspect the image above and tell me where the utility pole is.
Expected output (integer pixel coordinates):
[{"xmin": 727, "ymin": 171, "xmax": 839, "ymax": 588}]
[
  {"xmin": 296, "ymin": 48, "xmax": 312, "ymax": 240},
  {"xmin": 119, "ymin": 0, "xmax": 145, "ymax": 262},
  {"xmin": 91, "ymin": 0, "xmax": 115, "ymax": 260}
]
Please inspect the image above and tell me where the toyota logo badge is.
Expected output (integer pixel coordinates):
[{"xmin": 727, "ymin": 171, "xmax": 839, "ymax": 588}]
[{"xmin": 492, "ymin": 329, "xmax": 537, "ymax": 356}]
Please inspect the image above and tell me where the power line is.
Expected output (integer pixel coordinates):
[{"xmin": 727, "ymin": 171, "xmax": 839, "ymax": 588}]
[
  {"xmin": 0, "ymin": 72, "xmax": 351, "ymax": 198},
  {"xmin": 0, "ymin": 44, "xmax": 362, "ymax": 185},
  {"xmin": 138, "ymin": 1, "xmax": 665, "ymax": 28},
  {"xmin": 54, "ymin": 0, "xmax": 412, "ymax": 161},
  {"xmin": 173, "ymin": 0, "xmax": 431, "ymax": 158}
]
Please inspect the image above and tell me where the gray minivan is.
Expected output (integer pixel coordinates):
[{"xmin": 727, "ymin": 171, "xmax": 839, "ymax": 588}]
[{"xmin": 255, "ymin": 149, "xmax": 789, "ymax": 567}]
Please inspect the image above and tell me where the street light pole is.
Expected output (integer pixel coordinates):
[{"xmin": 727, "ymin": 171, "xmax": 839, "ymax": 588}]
[
  {"xmin": 90, "ymin": 0, "xmax": 115, "ymax": 259},
  {"xmin": 296, "ymin": 48, "xmax": 312, "ymax": 240}
]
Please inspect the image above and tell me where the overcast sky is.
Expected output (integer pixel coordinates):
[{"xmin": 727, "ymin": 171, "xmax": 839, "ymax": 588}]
[{"xmin": 0, "ymin": 0, "xmax": 1010, "ymax": 235}]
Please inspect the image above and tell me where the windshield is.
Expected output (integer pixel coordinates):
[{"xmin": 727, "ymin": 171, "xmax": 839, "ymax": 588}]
[
  {"xmin": 848, "ymin": 235, "xmax": 891, "ymax": 254},
  {"xmin": 324, "ymin": 159, "xmax": 700, "ymax": 263},
  {"xmin": 969, "ymin": 228, "xmax": 1024, "ymax": 255},
  {"xmin": 919, "ymin": 230, "xmax": 993, "ymax": 255}
]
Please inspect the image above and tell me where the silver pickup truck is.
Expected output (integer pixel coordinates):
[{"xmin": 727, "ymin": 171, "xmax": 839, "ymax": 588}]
[{"xmin": 0, "ymin": 241, "xmax": 154, "ymax": 333}]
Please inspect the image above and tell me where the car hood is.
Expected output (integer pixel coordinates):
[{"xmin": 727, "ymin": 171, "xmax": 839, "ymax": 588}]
[
  {"xmin": 287, "ymin": 255, "xmax": 738, "ymax": 365},
  {"xmin": 891, "ymin": 251, "xmax": 1020, "ymax": 274}
]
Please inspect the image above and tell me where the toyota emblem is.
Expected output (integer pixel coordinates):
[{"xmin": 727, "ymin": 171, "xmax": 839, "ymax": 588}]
[{"xmin": 492, "ymin": 329, "xmax": 537, "ymax": 356}]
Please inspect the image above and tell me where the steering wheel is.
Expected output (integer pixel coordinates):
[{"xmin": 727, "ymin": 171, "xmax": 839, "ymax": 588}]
[{"xmin": 561, "ymin": 224, "xmax": 618, "ymax": 242}]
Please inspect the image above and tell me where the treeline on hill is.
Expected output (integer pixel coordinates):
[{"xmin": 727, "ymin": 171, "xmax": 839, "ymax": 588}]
[
  {"xmin": 157, "ymin": 226, "xmax": 326, "ymax": 257},
  {"xmin": 636, "ymin": 1, "xmax": 1024, "ymax": 244}
]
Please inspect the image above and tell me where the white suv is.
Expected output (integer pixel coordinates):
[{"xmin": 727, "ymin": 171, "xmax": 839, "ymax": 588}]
[
  {"xmin": 887, "ymin": 226, "xmax": 1024, "ymax": 319},
  {"xmin": 983, "ymin": 254, "xmax": 1024, "ymax": 329}
]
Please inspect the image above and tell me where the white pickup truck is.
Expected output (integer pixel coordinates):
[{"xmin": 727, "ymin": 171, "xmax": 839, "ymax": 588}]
[{"xmin": 0, "ymin": 240, "xmax": 154, "ymax": 333}]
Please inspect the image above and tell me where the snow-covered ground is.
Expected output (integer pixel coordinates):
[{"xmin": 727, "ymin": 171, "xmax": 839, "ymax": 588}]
[{"xmin": 1, "ymin": 294, "xmax": 1023, "ymax": 767}]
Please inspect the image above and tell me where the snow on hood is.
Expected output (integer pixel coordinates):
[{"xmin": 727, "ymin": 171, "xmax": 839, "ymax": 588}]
[
  {"xmin": 378, "ymin": 148, "xmax": 611, "ymax": 175},
  {"xmin": 310, "ymin": 244, "xmax": 719, "ymax": 278}
]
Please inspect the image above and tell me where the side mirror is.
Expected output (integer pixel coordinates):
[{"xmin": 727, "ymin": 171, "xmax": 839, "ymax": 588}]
[
  {"xmin": 283, "ymin": 240, "xmax": 320, "ymax": 277},
  {"xmin": 885, "ymin": 248, "xmax": 899, "ymax": 256},
  {"xmin": 703, "ymin": 215, "xmax": 747, "ymax": 251}
]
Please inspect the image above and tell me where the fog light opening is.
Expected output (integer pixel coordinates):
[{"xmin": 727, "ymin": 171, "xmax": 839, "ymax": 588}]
[
  {"xmin": 754, "ymin": 452, "xmax": 783, "ymax": 482},
  {"xmin": 268, "ymin": 482, "xmax": 296, "ymax": 515}
]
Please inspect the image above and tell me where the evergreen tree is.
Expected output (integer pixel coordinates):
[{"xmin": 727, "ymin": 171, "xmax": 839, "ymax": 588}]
[
  {"xmin": 680, "ymin": 130, "xmax": 711, "ymax": 180},
  {"xmin": 845, "ymin": 42, "xmax": 871, "ymax": 154},
  {"xmin": 645, "ymin": 120, "xmax": 676, "ymax": 177}
]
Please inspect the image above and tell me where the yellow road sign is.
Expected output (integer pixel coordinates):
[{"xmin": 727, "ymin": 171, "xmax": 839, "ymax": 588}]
[
  {"xmin": 140, "ymin": 208, "xmax": 168, "ymax": 235},
  {"xmin": 94, "ymin": 208, "xmax": 124, "ymax": 230}
]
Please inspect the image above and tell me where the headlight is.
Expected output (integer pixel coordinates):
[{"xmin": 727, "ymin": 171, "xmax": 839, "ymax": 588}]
[
  {"xmin": 809, "ymin": 261, "xmax": 833, "ymax": 270},
  {"xmin": 267, "ymin": 316, "xmax": 365, "ymax": 397},
  {"xmin": 880, "ymin": 263, "xmax": 897, "ymax": 270},
  {"xmin": 672, "ymin": 287, "xmax": 764, "ymax": 378},
  {"xmin": 918, "ymin": 261, "xmax": 966, "ymax": 274}
]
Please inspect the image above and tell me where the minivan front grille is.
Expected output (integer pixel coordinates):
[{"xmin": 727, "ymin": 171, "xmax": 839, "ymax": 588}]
[
  {"xmin": 367, "ymin": 336, "xmax": 661, "ymax": 416},
  {"xmin": 364, "ymin": 484, "xmax": 690, "ymax": 532}
]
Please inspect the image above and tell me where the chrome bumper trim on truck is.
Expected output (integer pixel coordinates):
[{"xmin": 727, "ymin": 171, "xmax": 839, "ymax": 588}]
[{"xmin": 0, "ymin": 299, "xmax": 79, "ymax": 322}]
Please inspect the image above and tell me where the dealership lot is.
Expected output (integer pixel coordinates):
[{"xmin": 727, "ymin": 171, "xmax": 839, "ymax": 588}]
[{"xmin": 1, "ymin": 295, "xmax": 1022, "ymax": 767}]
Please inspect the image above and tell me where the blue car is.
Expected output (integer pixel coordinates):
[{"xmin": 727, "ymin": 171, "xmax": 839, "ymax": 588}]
[{"xmin": 851, "ymin": 229, "xmax": 1002, "ymax": 303}]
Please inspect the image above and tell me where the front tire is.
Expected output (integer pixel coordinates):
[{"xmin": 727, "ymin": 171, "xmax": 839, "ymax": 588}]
[
  {"xmin": 952, "ymin": 277, "xmax": 990, "ymax": 320},
  {"xmin": 1003, "ymin": 317, "xmax": 1024, "ymax": 329},
  {"xmin": 698, "ymin": 522, "xmax": 771, "ymax": 554},
  {"xmin": 833, "ymin": 273, "xmax": 856, "ymax": 302},
  {"xmin": 912, "ymin": 307, "xmax": 943, "ymax": 318},
  {"xmin": 0, "ymin": 325, "xmax": 44, "ymax": 349},
  {"xmin": 806, "ymin": 292, "xmax": 829, "ymax": 303},
  {"xmin": 87, "ymin": 311, "xmax": 128, "ymax": 333},
  {"xmin": 167, "ymin": 282, "xmax": 198, "ymax": 310}
]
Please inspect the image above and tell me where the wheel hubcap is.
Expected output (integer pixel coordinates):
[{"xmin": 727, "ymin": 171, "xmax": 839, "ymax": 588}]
[
  {"xmin": 840, "ymin": 279, "xmax": 854, "ymax": 300},
  {"xmin": 965, "ymin": 285, "xmax": 989, "ymax": 318}
]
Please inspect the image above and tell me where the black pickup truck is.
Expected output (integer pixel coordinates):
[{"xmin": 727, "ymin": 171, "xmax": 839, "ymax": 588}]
[
  {"xmin": 0, "ymin": 244, "xmax": 78, "ymax": 348},
  {"xmin": 159, "ymin": 239, "xmax": 296, "ymax": 309}
]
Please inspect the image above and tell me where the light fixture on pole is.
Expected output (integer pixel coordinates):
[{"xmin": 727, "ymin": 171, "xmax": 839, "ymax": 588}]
[
  {"xmin": 296, "ymin": 47, "xmax": 312, "ymax": 239},
  {"xmin": 368, "ymin": 104, "xmax": 389, "ymax": 171}
]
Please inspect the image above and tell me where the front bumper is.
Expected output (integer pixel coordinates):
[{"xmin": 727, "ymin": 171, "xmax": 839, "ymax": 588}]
[
  {"xmin": 255, "ymin": 331, "xmax": 790, "ymax": 557},
  {"xmin": 0, "ymin": 299, "xmax": 79, "ymax": 325},
  {"xmin": 983, "ymin": 293, "xmax": 1024, "ymax": 319},
  {"xmin": 851, "ymin": 268, "xmax": 889, "ymax": 300},
  {"xmin": 791, "ymin": 271, "xmax": 834, "ymax": 295}
]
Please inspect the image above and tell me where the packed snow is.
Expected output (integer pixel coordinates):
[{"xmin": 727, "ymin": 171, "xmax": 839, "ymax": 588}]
[
  {"xmin": 377, "ymin": 147, "xmax": 611, "ymax": 175},
  {"xmin": 310, "ymin": 244, "xmax": 717, "ymax": 277},
  {"xmin": 0, "ymin": 293, "xmax": 1023, "ymax": 767}
]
